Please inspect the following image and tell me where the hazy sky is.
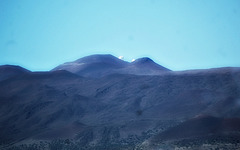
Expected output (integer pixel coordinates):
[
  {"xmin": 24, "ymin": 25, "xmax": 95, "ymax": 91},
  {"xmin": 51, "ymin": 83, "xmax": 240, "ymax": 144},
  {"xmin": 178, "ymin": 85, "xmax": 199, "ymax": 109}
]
[{"xmin": 0, "ymin": 0, "xmax": 240, "ymax": 71}]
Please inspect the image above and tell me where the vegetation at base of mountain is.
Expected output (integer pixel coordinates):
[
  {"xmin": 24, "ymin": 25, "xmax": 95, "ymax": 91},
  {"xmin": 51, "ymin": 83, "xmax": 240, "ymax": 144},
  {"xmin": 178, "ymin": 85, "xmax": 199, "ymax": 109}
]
[
  {"xmin": 4, "ymin": 132, "xmax": 240, "ymax": 150},
  {"xmin": 4, "ymin": 137, "xmax": 240, "ymax": 150}
]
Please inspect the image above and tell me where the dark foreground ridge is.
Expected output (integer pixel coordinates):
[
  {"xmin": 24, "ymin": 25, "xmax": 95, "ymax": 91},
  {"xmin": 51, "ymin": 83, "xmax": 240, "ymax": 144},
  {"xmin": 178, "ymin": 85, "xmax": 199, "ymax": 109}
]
[{"xmin": 0, "ymin": 54, "xmax": 240, "ymax": 150}]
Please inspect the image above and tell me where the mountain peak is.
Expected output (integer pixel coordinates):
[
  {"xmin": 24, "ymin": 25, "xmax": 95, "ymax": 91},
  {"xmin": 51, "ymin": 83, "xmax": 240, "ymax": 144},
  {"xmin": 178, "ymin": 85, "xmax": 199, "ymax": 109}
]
[
  {"xmin": 0, "ymin": 65, "xmax": 30, "ymax": 72},
  {"xmin": 52, "ymin": 54, "xmax": 170, "ymax": 77},
  {"xmin": 130, "ymin": 57, "xmax": 170, "ymax": 72},
  {"xmin": 0, "ymin": 65, "xmax": 31, "ymax": 81},
  {"xmin": 132, "ymin": 57, "xmax": 154, "ymax": 64},
  {"xmin": 74, "ymin": 54, "xmax": 124, "ymax": 64}
]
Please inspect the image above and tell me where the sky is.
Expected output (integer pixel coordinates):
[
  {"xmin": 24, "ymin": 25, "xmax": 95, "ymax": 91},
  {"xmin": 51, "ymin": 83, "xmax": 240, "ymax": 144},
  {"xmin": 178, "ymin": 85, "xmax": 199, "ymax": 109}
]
[{"xmin": 0, "ymin": 0, "xmax": 240, "ymax": 71}]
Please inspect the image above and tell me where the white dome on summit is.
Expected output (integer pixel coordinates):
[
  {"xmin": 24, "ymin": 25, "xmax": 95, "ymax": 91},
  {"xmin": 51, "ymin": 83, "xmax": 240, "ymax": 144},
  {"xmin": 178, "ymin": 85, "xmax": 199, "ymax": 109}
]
[{"xmin": 118, "ymin": 56, "xmax": 124, "ymax": 60}]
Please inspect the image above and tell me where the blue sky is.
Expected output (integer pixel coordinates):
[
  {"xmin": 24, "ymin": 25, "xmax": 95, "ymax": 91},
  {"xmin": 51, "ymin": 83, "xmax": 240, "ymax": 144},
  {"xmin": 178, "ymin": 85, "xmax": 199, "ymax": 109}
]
[{"xmin": 0, "ymin": 0, "xmax": 240, "ymax": 71}]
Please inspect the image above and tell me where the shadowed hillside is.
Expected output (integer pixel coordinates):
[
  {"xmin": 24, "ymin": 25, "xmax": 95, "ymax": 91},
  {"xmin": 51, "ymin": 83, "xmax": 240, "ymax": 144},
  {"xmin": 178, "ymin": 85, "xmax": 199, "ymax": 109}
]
[
  {"xmin": 0, "ymin": 65, "xmax": 30, "ymax": 81},
  {"xmin": 0, "ymin": 55, "xmax": 240, "ymax": 149},
  {"xmin": 151, "ymin": 116, "xmax": 240, "ymax": 141}
]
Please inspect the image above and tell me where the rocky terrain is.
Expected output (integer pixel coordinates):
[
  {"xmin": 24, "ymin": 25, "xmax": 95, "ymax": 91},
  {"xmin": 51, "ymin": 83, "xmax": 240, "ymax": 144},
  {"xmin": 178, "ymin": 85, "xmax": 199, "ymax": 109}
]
[{"xmin": 0, "ymin": 54, "xmax": 240, "ymax": 150}]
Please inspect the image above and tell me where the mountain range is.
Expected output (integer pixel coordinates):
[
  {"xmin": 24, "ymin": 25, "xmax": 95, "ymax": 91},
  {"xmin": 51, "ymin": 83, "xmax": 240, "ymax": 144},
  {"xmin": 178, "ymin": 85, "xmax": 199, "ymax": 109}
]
[
  {"xmin": 0, "ymin": 54, "xmax": 240, "ymax": 149},
  {"xmin": 52, "ymin": 54, "xmax": 170, "ymax": 78}
]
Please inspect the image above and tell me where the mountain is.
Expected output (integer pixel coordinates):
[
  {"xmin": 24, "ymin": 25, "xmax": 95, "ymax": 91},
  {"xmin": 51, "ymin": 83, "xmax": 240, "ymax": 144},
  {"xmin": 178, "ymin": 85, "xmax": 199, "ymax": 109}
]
[
  {"xmin": 0, "ymin": 65, "xmax": 30, "ymax": 81},
  {"xmin": 119, "ymin": 57, "xmax": 170, "ymax": 76},
  {"xmin": 0, "ymin": 55, "xmax": 240, "ymax": 149},
  {"xmin": 52, "ymin": 54, "xmax": 170, "ymax": 78}
]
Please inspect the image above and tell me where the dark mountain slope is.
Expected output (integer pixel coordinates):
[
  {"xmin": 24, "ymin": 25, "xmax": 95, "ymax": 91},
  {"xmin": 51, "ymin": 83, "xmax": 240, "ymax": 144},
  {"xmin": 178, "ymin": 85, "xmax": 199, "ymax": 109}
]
[
  {"xmin": 151, "ymin": 116, "xmax": 240, "ymax": 142},
  {"xmin": 0, "ymin": 66, "xmax": 240, "ymax": 148},
  {"xmin": 0, "ymin": 65, "xmax": 30, "ymax": 81},
  {"xmin": 0, "ymin": 71, "xmax": 93, "ymax": 145},
  {"xmin": 0, "ymin": 55, "xmax": 240, "ymax": 149}
]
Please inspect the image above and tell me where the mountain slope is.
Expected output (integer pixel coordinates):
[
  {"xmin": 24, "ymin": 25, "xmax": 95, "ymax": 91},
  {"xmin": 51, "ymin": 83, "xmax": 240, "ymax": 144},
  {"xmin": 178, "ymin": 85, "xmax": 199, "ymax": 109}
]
[
  {"xmin": 0, "ymin": 56, "xmax": 240, "ymax": 149},
  {"xmin": 151, "ymin": 116, "xmax": 240, "ymax": 142},
  {"xmin": 52, "ymin": 54, "xmax": 129, "ymax": 78},
  {"xmin": 0, "ymin": 65, "xmax": 240, "ymax": 148},
  {"xmin": 141, "ymin": 116, "xmax": 240, "ymax": 149},
  {"xmin": 52, "ymin": 54, "xmax": 170, "ymax": 77},
  {"xmin": 119, "ymin": 57, "xmax": 170, "ymax": 75},
  {"xmin": 0, "ymin": 65, "xmax": 30, "ymax": 81}
]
